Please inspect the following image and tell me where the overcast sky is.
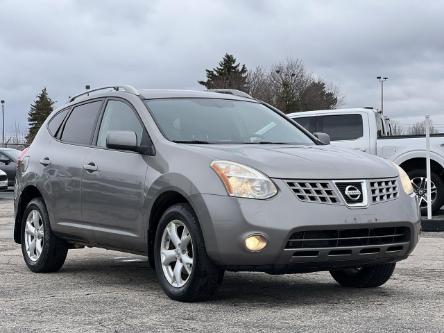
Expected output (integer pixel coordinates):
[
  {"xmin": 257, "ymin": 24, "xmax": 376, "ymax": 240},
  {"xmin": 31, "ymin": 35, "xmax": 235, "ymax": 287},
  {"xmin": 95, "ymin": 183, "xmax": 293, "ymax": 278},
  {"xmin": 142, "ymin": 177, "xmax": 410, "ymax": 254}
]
[{"xmin": 1, "ymin": 0, "xmax": 443, "ymax": 138}]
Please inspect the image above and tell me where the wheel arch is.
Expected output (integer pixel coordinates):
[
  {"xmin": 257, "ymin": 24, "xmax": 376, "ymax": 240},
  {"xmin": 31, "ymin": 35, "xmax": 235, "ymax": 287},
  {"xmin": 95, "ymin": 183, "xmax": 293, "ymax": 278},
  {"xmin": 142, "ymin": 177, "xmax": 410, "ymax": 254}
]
[
  {"xmin": 147, "ymin": 190, "xmax": 196, "ymax": 265},
  {"xmin": 14, "ymin": 185, "xmax": 44, "ymax": 244},
  {"xmin": 399, "ymin": 157, "xmax": 444, "ymax": 178}
]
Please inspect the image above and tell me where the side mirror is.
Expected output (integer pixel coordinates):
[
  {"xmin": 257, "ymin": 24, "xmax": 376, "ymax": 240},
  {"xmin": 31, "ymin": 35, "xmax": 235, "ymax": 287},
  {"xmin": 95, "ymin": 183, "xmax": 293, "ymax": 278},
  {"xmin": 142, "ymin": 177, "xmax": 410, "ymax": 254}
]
[
  {"xmin": 313, "ymin": 132, "xmax": 330, "ymax": 145},
  {"xmin": 106, "ymin": 131, "xmax": 155, "ymax": 155}
]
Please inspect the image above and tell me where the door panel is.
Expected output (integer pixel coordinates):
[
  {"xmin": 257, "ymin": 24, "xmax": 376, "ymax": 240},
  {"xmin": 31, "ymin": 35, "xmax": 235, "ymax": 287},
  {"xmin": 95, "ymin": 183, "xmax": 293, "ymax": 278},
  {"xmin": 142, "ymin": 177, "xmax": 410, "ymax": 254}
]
[
  {"xmin": 81, "ymin": 149, "xmax": 147, "ymax": 249},
  {"xmin": 49, "ymin": 99, "xmax": 103, "ymax": 241},
  {"xmin": 81, "ymin": 99, "xmax": 149, "ymax": 252},
  {"xmin": 49, "ymin": 141, "xmax": 91, "ymax": 230}
]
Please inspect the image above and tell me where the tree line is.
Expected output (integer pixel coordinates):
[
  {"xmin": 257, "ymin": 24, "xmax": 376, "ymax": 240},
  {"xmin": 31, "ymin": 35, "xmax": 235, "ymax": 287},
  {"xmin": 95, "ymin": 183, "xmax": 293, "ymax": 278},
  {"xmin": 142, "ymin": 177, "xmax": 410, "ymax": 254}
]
[
  {"xmin": 24, "ymin": 53, "xmax": 433, "ymax": 143},
  {"xmin": 199, "ymin": 53, "xmax": 340, "ymax": 113}
]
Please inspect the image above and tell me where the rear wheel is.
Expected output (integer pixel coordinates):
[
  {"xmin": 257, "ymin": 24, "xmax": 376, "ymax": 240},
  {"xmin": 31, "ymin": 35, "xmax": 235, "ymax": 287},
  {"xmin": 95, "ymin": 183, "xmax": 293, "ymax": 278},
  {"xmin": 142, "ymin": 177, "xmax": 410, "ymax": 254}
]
[
  {"xmin": 407, "ymin": 169, "xmax": 444, "ymax": 214},
  {"xmin": 330, "ymin": 263, "xmax": 396, "ymax": 288},
  {"xmin": 21, "ymin": 198, "xmax": 68, "ymax": 273},
  {"xmin": 154, "ymin": 203, "xmax": 223, "ymax": 302}
]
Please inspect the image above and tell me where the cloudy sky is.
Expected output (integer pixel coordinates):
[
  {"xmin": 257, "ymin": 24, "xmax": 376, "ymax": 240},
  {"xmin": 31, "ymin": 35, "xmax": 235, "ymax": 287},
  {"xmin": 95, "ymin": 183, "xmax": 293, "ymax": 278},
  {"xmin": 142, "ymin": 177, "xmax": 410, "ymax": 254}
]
[{"xmin": 1, "ymin": 0, "xmax": 443, "ymax": 138}]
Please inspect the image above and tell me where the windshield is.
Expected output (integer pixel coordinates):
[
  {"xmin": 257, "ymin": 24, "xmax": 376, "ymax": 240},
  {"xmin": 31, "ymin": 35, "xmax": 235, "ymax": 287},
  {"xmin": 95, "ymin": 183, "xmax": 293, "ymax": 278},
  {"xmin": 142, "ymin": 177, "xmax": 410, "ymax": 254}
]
[{"xmin": 144, "ymin": 98, "xmax": 315, "ymax": 145}]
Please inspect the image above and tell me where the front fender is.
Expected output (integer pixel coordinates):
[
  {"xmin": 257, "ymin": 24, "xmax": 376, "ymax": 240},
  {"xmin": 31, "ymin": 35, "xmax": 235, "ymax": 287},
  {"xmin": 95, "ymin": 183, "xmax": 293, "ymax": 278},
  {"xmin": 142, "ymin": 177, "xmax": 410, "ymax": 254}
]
[{"xmin": 144, "ymin": 173, "xmax": 222, "ymax": 254}]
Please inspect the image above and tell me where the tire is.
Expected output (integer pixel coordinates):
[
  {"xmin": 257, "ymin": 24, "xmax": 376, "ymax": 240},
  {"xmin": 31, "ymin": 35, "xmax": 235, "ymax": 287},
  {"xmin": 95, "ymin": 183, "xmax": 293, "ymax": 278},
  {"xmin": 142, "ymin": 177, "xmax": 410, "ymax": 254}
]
[
  {"xmin": 407, "ymin": 169, "xmax": 444, "ymax": 214},
  {"xmin": 330, "ymin": 263, "xmax": 396, "ymax": 288},
  {"xmin": 21, "ymin": 198, "xmax": 68, "ymax": 273},
  {"xmin": 154, "ymin": 203, "xmax": 223, "ymax": 302}
]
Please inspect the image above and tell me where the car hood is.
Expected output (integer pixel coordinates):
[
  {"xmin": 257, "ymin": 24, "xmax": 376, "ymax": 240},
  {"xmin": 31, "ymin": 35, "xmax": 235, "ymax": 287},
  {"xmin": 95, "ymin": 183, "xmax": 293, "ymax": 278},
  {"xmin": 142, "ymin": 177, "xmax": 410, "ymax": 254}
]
[{"xmin": 186, "ymin": 144, "xmax": 397, "ymax": 179}]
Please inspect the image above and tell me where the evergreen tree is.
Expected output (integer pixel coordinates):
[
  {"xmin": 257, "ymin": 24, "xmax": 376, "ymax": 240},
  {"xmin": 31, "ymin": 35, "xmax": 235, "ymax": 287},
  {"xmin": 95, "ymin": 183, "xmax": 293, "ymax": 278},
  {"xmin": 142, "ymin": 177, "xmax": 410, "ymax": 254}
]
[
  {"xmin": 299, "ymin": 80, "xmax": 338, "ymax": 111},
  {"xmin": 26, "ymin": 88, "xmax": 55, "ymax": 143},
  {"xmin": 199, "ymin": 53, "xmax": 248, "ymax": 91}
]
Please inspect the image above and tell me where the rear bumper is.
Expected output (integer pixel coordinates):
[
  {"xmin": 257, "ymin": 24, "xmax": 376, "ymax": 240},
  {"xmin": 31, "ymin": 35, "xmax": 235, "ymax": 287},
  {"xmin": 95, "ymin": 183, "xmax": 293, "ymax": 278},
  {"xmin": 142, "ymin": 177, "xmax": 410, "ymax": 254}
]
[{"xmin": 192, "ymin": 179, "xmax": 420, "ymax": 271}]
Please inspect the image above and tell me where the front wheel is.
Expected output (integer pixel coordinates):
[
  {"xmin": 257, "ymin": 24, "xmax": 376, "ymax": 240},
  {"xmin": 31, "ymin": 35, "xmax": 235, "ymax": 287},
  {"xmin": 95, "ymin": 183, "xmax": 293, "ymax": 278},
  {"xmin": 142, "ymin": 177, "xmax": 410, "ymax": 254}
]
[
  {"xmin": 330, "ymin": 263, "xmax": 396, "ymax": 288},
  {"xmin": 408, "ymin": 169, "xmax": 444, "ymax": 214},
  {"xmin": 154, "ymin": 203, "xmax": 223, "ymax": 302}
]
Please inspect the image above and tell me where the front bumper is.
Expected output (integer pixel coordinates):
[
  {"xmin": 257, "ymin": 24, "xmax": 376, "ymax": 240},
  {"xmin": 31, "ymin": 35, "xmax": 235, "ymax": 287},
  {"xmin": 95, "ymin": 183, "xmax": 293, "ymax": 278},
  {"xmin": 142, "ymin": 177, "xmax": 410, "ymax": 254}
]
[{"xmin": 192, "ymin": 179, "xmax": 420, "ymax": 272}]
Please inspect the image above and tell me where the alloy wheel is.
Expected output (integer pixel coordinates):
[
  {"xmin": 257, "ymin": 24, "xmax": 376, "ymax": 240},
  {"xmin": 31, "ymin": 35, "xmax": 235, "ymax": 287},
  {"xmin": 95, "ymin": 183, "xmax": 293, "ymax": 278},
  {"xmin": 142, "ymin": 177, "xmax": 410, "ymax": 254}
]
[
  {"xmin": 160, "ymin": 220, "xmax": 194, "ymax": 287},
  {"xmin": 24, "ymin": 210, "xmax": 44, "ymax": 262},
  {"xmin": 411, "ymin": 177, "xmax": 437, "ymax": 208}
]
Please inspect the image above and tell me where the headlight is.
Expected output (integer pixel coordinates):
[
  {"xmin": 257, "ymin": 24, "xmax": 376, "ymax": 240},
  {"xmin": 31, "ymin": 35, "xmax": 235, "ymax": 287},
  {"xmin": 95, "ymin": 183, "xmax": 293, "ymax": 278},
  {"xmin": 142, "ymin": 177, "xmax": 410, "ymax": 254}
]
[
  {"xmin": 210, "ymin": 161, "xmax": 278, "ymax": 199},
  {"xmin": 393, "ymin": 163, "xmax": 414, "ymax": 195}
]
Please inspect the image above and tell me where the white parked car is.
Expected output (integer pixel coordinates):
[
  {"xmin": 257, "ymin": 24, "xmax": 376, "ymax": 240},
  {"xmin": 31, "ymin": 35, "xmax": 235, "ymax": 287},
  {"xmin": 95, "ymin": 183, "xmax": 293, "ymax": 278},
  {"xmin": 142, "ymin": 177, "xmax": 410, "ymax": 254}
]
[
  {"xmin": 289, "ymin": 108, "xmax": 444, "ymax": 213},
  {"xmin": 0, "ymin": 169, "xmax": 8, "ymax": 190}
]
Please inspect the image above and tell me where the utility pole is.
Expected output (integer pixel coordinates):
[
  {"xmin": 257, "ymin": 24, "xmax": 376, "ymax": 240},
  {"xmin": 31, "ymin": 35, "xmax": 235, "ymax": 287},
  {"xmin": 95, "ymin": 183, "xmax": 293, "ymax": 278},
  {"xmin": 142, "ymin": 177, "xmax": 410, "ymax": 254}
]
[
  {"xmin": 0, "ymin": 100, "xmax": 4, "ymax": 147},
  {"xmin": 376, "ymin": 76, "xmax": 388, "ymax": 114}
]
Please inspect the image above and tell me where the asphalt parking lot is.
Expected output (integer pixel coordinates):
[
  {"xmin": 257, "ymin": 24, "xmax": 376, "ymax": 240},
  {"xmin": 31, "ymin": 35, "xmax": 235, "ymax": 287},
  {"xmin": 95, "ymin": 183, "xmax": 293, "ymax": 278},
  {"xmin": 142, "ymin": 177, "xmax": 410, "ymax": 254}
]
[{"xmin": 0, "ymin": 191, "xmax": 443, "ymax": 332}]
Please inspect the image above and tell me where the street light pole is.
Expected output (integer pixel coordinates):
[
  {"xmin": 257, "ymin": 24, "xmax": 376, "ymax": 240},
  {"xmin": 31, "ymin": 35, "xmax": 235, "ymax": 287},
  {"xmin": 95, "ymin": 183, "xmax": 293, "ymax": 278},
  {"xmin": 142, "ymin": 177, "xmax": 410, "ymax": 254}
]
[
  {"xmin": 0, "ymin": 100, "xmax": 4, "ymax": 147},
  {"xmin": 376, "ymin": 76, "xmax": 388, "ymax": 114}
]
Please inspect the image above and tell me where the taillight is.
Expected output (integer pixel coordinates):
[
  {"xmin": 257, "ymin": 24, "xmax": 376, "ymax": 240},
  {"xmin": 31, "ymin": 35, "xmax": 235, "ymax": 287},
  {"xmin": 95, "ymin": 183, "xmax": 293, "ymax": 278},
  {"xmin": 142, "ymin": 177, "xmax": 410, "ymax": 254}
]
[{"xmin": 17, "ymin": 147, "xmax": 29, "ymax": 169}]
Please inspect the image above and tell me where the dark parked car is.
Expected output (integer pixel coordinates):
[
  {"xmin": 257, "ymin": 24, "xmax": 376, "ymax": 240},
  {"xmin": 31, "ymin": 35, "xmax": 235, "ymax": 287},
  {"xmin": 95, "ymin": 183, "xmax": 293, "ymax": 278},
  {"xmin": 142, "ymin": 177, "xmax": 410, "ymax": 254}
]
[
  {"xmin": 14, "ymin": 86, "xmax": 420, "ymax": 302},
  {"xmin": 0, "ymin": 148, "xmax": 21, "ymax": 186}
]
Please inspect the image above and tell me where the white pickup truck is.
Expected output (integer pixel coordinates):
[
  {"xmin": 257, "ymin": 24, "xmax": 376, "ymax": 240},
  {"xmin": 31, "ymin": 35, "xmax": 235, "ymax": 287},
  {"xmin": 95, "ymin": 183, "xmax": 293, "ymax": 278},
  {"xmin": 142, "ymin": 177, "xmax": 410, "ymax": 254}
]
[{"xmin": 289, "ymin": 108, "xmax": 444, "ymax": 214}]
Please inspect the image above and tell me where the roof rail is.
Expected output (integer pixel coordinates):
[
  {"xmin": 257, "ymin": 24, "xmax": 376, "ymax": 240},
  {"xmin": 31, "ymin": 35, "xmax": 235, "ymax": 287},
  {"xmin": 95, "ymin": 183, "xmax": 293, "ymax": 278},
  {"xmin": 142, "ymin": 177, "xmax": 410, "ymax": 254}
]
[
  {"xmin": 68, "ymin": 85, "xmax": 139, "ymax": 103},
  {"xmin": 207, "ymin": 89, "xmax": 253, "ymax": 99}
]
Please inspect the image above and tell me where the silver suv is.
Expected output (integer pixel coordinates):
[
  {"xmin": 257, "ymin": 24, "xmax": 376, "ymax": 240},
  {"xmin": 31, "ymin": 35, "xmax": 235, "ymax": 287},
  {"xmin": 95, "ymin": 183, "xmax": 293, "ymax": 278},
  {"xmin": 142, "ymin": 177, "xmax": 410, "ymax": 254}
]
[{"xmin": 14, "ymin": 86, "xmax": 420, "ymax": 302}]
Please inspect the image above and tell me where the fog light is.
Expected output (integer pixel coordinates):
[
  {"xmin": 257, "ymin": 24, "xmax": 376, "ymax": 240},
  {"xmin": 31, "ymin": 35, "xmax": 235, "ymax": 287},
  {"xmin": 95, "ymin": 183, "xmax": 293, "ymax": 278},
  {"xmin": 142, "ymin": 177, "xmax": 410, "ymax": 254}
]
[{"xmin": 245, "ymin": 234, "xmax": 267, "ymax": 252}]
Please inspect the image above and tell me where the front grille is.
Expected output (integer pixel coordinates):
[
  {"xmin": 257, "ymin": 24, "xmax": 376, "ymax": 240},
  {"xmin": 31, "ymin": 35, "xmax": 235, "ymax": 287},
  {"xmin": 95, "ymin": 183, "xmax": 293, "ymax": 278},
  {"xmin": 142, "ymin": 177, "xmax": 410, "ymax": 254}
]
[
  {"xmin": 335, "ymin": 181, "xmax": 365, "ymax": 205},
  {"xmin": 286, "ymin": 181, "xmax": 339, "ymax": 204},
  {"xmin": 286, "ymin": 226, "xmax": 410, "ymax": 249},
  {"xmin": 0, "ymin": 174, "xmax": 7, "ymax": 181},
  {"xmin": 370, "ymin": 178, "xmax": 399, "ymax": 203}
]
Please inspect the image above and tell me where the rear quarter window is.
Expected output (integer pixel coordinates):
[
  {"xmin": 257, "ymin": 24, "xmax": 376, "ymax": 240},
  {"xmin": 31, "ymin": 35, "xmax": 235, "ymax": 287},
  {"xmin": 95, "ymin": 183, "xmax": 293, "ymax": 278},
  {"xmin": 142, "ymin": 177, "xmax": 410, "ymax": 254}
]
[{"xmin": 47, "ymin": 108, "xmax": 69, "ymax": 137}]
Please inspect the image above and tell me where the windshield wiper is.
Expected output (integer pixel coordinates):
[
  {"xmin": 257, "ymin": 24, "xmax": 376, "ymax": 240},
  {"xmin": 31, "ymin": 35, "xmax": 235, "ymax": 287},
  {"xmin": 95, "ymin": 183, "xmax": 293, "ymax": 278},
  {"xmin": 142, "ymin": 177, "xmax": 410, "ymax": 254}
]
[{"xmin": 172, "ymin": 140, "xmax": 211, "ymax": 144}]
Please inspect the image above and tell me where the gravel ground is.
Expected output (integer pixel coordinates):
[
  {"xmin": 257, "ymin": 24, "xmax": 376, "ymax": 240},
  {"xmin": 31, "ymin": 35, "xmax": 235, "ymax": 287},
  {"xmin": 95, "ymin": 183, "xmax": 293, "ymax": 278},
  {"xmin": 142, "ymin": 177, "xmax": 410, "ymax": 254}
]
[{"xmin": 0, "ymin": 192, "xmax": 443, "ymax": 332}]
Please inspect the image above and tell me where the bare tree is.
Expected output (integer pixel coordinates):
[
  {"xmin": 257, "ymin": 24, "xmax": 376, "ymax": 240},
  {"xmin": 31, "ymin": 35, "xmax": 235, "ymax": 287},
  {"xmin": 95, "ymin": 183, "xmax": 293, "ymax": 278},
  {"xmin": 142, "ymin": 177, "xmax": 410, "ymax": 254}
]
[
  {"xmin": 247, "ymin": 58, "xmax": 340, "ymax": 113},
  {"xmin": 407, "ymin": 120, "xmax": 437, "ymax": 135},
  {"xmin": 390, "ymin": 120, "xmax": 404, "ymax": 136},
  {"xmin": 247, "ymin": 66, "xmax": 274, "ymax": 103}
]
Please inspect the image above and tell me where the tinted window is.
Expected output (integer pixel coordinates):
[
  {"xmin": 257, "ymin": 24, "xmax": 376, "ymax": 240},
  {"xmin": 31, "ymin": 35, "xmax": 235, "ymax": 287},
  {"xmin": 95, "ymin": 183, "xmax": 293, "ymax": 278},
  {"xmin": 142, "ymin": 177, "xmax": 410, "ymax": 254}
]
[
  {"xmin": 61, "ymin": 101, "xmax": 102, "ymax": 145},
  {"xmin": 145, "ymin": 99, "xmax": 314, "ymax": 145},
  {"xmin": 48, "ymin": 108, "xmax": 69, "ymax": 137},
  {"xmin": 294, "ymin": 116, "xmax": 316, "ymax": 133},
  {"xmin": 317, "ymin": 114, "xmax": 363, "ymax": 141},
  {"xmin": 97, "ymin": 100, "xmax": 146, "ymax": 147}
]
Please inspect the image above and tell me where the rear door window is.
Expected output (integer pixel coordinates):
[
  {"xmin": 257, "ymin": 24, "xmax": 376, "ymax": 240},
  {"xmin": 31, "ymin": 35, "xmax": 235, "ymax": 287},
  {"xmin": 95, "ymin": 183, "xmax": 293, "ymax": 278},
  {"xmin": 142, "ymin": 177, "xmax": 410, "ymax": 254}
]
[
  {"xmin": 316, "ymin": 114, "xmax": 363, "ymax": 141},
  {"xmin": 60, "ymin": 100, "xmax": 103, "ymax": 145}
]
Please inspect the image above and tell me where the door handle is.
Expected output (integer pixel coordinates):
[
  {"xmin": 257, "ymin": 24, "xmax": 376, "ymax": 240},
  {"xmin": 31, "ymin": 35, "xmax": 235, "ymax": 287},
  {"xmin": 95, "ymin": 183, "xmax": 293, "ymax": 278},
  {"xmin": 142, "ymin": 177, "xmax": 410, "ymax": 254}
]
[
  {"xmin": 83, "ymin": 162, "xmax": 98, "ymax": 172},
  {"xmin": 39, "ymin": 157, "xmax": 51, "ymax": 166}
]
